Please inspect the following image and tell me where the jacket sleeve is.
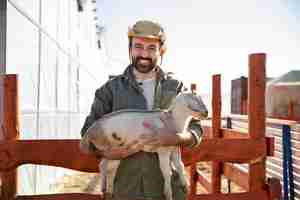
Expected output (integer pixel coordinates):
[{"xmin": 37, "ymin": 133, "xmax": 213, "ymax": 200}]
[
  {"xmin": 187, "ymin": 119, "xmax": 204, "ymax": 148},
  {"xmin": 187, "ymin": 94, "xmax": 208, "ymax": 148},
  {"xmin": 177, "ymin": 81, "xmax": 208, "ymax": 149},
  {"xmin": 80, "ymin": 81, "xmax": 113, "ymax": 137}
]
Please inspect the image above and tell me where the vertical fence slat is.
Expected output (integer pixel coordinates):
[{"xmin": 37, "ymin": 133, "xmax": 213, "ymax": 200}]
[
  {"xmin": 189, "ymin": 164, "xmax": 197, "ymax": 200},
  {"xmin": 211, "ymin": 74, "xmax": 222, "ymax": 193},
  {"xmin": 248, "ymin": 53, "xmax": 266, "ymax": 191},
  {"xmin": 0, "ymin": 74, "xmax": 19, "ymax": 200}
]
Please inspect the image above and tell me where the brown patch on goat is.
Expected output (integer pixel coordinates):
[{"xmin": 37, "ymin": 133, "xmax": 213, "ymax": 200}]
[{"xmin": 112, "ymin": 132, "xmax": 121, "ymax": 141}]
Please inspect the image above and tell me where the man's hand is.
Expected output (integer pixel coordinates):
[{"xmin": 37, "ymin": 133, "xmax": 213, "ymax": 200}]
[
  {"xmin": 91, "ymin": 140, "xmax": 144, "ymax": 160},
  {"xmin": 140, "ymin": 112, "xmax": 181, "ymax": 148}
]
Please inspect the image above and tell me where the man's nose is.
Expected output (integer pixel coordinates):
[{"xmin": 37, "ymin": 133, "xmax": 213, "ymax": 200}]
[{"xmin": 140, "ymin": 49, "xmax": 150, "ymax": 57}]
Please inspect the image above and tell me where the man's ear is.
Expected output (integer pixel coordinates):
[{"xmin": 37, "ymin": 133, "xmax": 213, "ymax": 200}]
[{"xmin": 160, "ymin": 46, "xmax": 166, "ymax": 55}]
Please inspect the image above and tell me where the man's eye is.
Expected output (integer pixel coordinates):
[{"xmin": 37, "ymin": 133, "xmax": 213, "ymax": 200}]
[
  {"xmin": 148, "ymin": 47, "xmax": 157, "ymax": 51},
  {"xmin": 134, "ymin": 45, "xmax": 143, "ymax": 49}
]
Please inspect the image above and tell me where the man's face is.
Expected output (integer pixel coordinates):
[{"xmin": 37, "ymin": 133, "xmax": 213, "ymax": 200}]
[{"xmin": 131, "ymin": 37, "xmax": 161, "ymax": 74}]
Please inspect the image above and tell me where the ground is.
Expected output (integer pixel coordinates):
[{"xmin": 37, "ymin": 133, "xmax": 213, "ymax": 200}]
[{"xmin": 54, "ymin": 162, "xmax": 244, "ymax": 194}]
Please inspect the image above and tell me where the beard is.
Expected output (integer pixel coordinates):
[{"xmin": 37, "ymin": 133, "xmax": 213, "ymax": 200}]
[{"xmin": 133, "ymin": 56, "xmax": 157, "ymax": 74}]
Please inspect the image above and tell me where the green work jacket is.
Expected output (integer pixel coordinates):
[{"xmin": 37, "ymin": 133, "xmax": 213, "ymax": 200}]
[{"xmin": 81, "ymin": 65, "xmax": 203, "ymax": 200}]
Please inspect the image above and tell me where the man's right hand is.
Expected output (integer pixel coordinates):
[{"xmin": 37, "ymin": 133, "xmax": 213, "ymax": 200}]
[{"xmin": 91, "ymin": 140, "xmax": 144, "ymax": 160}]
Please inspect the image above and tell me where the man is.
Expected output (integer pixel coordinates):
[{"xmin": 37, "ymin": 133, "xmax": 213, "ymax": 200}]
[{"xmin": 80, "ymin": 20, "xmax": 206, "ymax": 200}]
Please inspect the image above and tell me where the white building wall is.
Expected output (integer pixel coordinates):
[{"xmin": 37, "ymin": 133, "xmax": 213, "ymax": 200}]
[{"xmin": 6, "ymin": 0, "xmax": 106, "ymax": 194}]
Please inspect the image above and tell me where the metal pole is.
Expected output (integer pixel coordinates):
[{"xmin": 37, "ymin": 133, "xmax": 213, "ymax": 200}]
[
  {"xmin": 282, "ymin": 125, "xmax": 289, "ymax": 200},
  {"xmin": 34, "ymin": 0, "xmax": 42, "ymax": 194},
  {"xmin": 286, "ymin": 125, "xmax": 295, "ymax": 200},
  {"xmin": 283, "ymin": 124, "xmax": 295, "ymax": 200},
  {"xmin": 67, "ymin": 0, "xmax": 71, "ymax": 137},
  {"xmin": 0, "ymin": 0, "xmax": 7, "ymax": 73},
  {"xmin": 226, "ymin": 117, "xmax": 232, "ymax": 193}
]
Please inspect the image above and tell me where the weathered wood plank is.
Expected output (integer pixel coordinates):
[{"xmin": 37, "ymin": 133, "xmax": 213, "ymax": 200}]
[
  {"xmin": 14, "ymin": 191, "xmax": 273, "ymax": 200},
  {"xmin": 203, "ymin": 126, "xmax": 274, "ymax": 156},
  {"xmin": 0, "ymin": 75, "xmax": 19, "ymax": 200},
  {"xmin": 221, "ymin": 128, "xmax": 248, "ymax": 138},
  {"xmin": 0, "ymin": 138, "xmax": 268, "ymax": 172},
  {"xmin": 183, "ymin": 138, "xmax": 267, "ymax": 165},
  {"xmin": 192, "ymin": 191, "xmax": 269, "ymax": 200},
  {"xmin": 15, "ymin": 194, "xmax": 102, "ymax": 200},
  {"xmin": 248, "ymin": 53, "xmax": 266, "ymax": 191},
  {"xmin": 211, "ymin": 74, "xmax": 222, "ymax": 193},
  {"xmin": 0, "ymin": 140, "xmax": 99, "ymax": 172}
]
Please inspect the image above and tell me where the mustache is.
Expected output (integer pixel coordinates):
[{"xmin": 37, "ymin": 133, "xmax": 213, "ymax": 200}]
[{"xmin": 136, "ymin": 57, "xmax": 152, "ymax": 62}]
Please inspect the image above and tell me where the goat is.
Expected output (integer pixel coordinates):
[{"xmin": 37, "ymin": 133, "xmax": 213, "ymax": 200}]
[{"xmin": 80, "ymin": 92, "xmax": 208, "ymax": 200}]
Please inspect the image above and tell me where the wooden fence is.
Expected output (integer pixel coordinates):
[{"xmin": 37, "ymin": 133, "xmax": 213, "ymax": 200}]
[{"xmin": 0, "ymin": 53, "xmax": 281, "ymax": 200}]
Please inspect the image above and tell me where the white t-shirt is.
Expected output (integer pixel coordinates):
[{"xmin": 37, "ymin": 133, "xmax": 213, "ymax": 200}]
[{"xmin": 137, "ymin": 78, "xmax": 156, "ymax": 110}]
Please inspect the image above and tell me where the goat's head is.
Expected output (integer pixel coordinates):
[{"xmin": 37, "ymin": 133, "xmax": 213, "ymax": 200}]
[{"xmin": 170, "ymin": 92, "xmax": 208, "ymax": 120}]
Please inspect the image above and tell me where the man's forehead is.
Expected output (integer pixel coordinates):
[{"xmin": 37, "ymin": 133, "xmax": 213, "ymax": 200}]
[{"xmin": 132, "ymin": 37, "xmax": 160, "ymax": 45}]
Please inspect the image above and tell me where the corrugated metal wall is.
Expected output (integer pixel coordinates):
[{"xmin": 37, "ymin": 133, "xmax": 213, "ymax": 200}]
[{"xmin": 231, "ymin": 118, "xmax": 300, "ymax": 199}]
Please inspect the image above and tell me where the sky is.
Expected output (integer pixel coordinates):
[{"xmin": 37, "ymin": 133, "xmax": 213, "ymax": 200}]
[{"xmin": 96, "ymin": 0, "xmax": 300, "ymax": 95}]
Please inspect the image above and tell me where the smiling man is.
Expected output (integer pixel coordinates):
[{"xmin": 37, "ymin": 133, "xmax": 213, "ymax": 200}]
[
  {"xmin": 132, "ymin": 37, "xmax": 159, "ymax": 73},
  {"xmin": 80, "ymin": 20, "xmax": 207, "ymax": 200}
]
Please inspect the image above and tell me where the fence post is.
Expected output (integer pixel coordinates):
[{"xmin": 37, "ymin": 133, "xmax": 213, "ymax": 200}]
[
  {"xmin": 0, "ymin": 74, "xmax": 19, "ymax": 200},
  {"xmin": 248, "ymin": 53, "xmax": 266, "ymax": 191},
  {"xmin": 211, "ymin": 74, "xmax": 222, "ymax": 193},
  {"xmin": 287, "ymin": 101, "xmax": 295, "ymax": 120}
]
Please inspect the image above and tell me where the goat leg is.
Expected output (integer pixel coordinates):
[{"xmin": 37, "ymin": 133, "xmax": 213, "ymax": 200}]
[{"xmin": 158, "ymin": 150, "xmax": 173, "ymax": 200}]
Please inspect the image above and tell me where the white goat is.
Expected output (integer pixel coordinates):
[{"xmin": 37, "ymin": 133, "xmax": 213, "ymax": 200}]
[{"xmin": 80, "ymin": 92, "xmax": 207, "ymax": 200}]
